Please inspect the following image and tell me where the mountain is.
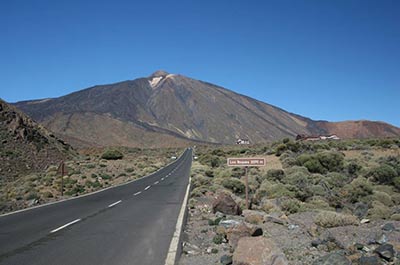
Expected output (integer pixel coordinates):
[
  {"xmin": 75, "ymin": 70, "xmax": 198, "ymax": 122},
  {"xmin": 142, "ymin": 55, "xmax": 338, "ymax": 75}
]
[
  {"xmin": 13, "ymin": 71, "xmax": 400, "ymax": 148},
  {"xmin": 0, "ymin": 99, "xmax": 74, "ymax": 179}
]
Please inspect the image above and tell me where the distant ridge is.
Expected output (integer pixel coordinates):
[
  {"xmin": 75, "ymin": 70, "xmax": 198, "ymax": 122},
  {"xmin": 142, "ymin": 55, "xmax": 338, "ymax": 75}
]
[{"xmin": 13, "ymin": 71, "xmax": 400, "ymax": 148}]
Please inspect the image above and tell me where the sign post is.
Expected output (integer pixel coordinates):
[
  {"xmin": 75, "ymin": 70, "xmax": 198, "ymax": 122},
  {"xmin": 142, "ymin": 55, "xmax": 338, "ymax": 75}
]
[
  {"xmin": 227, "ymin": 157, "xmax": 266, "ymax": 209},
  {"xmin": 57, "ymin": 161, "xmax": 67, "ymax": 197}
]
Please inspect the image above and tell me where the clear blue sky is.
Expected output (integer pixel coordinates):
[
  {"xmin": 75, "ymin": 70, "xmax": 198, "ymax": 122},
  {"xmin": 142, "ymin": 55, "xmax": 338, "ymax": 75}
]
[{"xmin": 1, "ymin": 0, "xmax": 399, "ymax": 127}]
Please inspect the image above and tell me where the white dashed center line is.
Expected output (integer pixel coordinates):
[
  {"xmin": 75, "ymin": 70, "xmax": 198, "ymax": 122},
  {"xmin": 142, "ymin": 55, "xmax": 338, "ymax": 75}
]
[
  {"xmin": 134, "ymin": 191, "xmax": 141, "ymax": 196},
  {"xmin": 154, "ymin": 181, "xmax": 159, "ymax": 185},
  {"xmin": 144, "ymin": 185, "xmax": 151, "ymax": 191},
  {"xmin": 161, "ymin": 177, "xmax": 165, "ymax": 181},
  {"xmin": 50, "ymin": 219, "xmax": 81, "ymax": 233},
  {"xmin": 108, "ymin": 200, "xmax": 122, "ymax": 208}
]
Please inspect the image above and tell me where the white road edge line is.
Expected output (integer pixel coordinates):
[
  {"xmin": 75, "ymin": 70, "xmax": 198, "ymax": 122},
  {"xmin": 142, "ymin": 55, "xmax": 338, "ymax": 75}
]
[
  {"xmin": 50, "ymin": 219, "xmax": 81, "ymax": 233},
  {"xmin": 164, "ymin": 178, "xmax": 191, "ymax": 265},
  {"xmin": 108, "ymin": 200, "xmax": 122, "ymax": 208},
  {"xmin": 144, "ymin": 185, "xmax": 151, "ymax": 191},
  {"xmin": 133, "ymin": 191, "xmax": 142, "ymax": 196}
]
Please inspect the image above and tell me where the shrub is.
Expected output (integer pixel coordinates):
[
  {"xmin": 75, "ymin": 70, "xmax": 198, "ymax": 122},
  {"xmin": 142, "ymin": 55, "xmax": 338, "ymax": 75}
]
[
  {"xmin": 305, "ymin": 197, "xmax": 332, "ymax": 211},
  {"xmin": 370, "ymin": 191, "xmax": 393, "ymax": 207},
  {"xmin": 256, "ymin": 181, "xmax": 295, "ymax": 200},
  {"xmin": 391, "ymin": 214, "xmax": 400, "ymax": 221},
  {"xmin": 326, "ymin": 172, "xmax": 350, "ymax": 188},
  {"xmin": 100, "ymin": 174, "xmax": 111, "ymax": 180},
  {"xmin": 43, "ymin": 191, "xmax": 53, "ymax": 198},
  {"xmin": 394, "ymin": 177, "xmax": 400, "ymax": 190},
  {"xmin": 346, "ymin": 177, "xmax": 373, "ymax": 203},
  {"xmin": 368, "ymin": 164, "xmax": 397, "ymax": 185},
  {"xmin": 315, "ymin": 211, "xmax": 359, "ymax": 227},
  {"xmin": 192, "ymin": 175, "xmax": 211, "ymax": 189},
  {"xmin": 281, "ymin": 157, "xmax": 297, "ymax": 168},
  {"xmin": 205, "ymin": 170, "xmax": 214, "ymax": 178},
  {"xmin": 346, "ymin": 161, "xmax": 362, "ymax": 176},
  {"xmin": 317, "ymin": 151, "xmax": 344, "ymax": 172},
  {"xmin": 266, "ymin": 169, "xmax": 285, "ymax": 181},
  {"xmin": 296, "ymin": 151, "xmax": 344, "ymax": 174},
  {"xmin": 101, "ymin": 150, "xmax": 123, "ymax": 160},
  {"xmin": 368, "ymin": 201, "xmax": 391, "ymax": 220},
  {"xmin": 275, "ymin": 144, "xmax": 287, "ymax": 156},
  {"xmin": 222, "ymin": 178, "xmax": 245, "ymax": 194},
  {"xmin": 212, "ymin": 234, "xmax": 224, "ymax": 244},
  {"xmin": 125, "ymin": 168, "xmax": 134, "ymax": 173},
  {"xmin": 280, "ymin": 198, "xmax": 302, "ymax": 214}
]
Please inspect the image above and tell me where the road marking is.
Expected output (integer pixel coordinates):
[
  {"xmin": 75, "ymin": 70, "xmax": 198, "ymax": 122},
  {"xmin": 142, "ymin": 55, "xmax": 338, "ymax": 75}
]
[
  {"xmin": 144, "ymin": 185, "xmax": 151, "ymax": 191},
  {"xmin": 108, "ymin": 200, "xmax": 122, "ymax": 208},
  {"xmin": 161, "ymin": 177, "xmax": 165, "ymax": 181},
  {"xmin": 165, "ymin": 179, "xmax": 191, "ymax": 265},
  {"xmin": 50, "ymin": 219, "xmax": 81, "ymax": 233},
  {"xmin": 154, "ymin": 181, "xmax": 159, "ymax": 185},
  {"xmin": 134, "ymin": 191, "xmax": 142, "ymax": 196}
]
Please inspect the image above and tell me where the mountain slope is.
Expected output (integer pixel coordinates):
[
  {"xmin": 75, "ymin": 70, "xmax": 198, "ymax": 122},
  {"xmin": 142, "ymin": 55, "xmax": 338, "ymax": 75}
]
[
  {"xmin": 0, "ymin": 99, "xmax": 74, "ymax": 179},
  {"xmin": 14, "ymin": 71, "xmax": 400, "ymax": 147}
]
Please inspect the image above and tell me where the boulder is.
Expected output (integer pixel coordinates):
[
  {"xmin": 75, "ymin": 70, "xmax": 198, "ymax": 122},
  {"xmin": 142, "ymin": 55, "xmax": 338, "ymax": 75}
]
[
  {"xmin": 374, "ymin": 243, "xmax": 395, "ymax": 261},
  {"xmin": 243, "ymin": 212, "xmax": 264, "ymax": 225},
  {"xmin": 226, "ymin": 223, "xmax": 263, "ymax": 248},
  {"xmin": 312, "ymin": 253, "xmax": 351, "ymax": 265},
  {"xmin": 233, "ymin": 237, "xmax": 288, "ymax": 265},
  {"xmin": 358, "ymin": 255, "xmax": 381, "ymax": 265},
  {"xmin": 354, "ymin": 202, "xmax": 369, "ymax": 219},
  {"xmin": 213, "ymin": 192, "xmax": 242, "ymax": 215},
  {"xmin": 221, "ymin": 254, "xmax": 233, "ymax": 265},
  {"xmin": 381, "ymin": 223, "xmax": 395, "ymax": 232}
]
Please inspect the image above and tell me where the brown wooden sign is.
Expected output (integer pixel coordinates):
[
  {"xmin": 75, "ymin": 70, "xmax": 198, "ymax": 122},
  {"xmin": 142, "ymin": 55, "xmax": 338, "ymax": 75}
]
[{"xmin": 227, "ymin": 157, "xmax": 266, "ymax": 167}]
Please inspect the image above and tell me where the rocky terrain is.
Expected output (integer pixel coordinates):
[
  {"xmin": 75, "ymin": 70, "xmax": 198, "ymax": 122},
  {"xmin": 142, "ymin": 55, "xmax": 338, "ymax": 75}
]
[
  {"xmin": 0, "ymin": 99, "xmax": 73, "ymax": 180},
  {"xmin": 13, "ymin": 71, "xmax": 400, "ymax": 148},
  {"xmin": 179, "ymin": 138, "xmax": 400, "ymax": 264}
]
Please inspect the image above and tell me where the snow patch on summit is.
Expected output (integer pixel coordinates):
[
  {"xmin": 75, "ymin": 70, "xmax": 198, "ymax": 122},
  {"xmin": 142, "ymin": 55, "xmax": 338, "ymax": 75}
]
[{"xmin": 149, "ymin": 76, "xmax": 163, "ymax": 88}]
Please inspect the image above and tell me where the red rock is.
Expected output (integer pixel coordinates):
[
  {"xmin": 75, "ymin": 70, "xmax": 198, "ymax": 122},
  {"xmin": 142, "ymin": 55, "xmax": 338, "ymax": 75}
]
[
  {"xmin": 212, "ymin": 192, "xmax": 242, "ymax": 215},
  {"xmin": 233, "ymin": 237, "xmax": 288, "ymax": 265}
]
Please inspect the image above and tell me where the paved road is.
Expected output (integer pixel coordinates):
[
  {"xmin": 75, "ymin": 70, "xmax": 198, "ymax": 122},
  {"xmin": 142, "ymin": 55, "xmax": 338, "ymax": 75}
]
[{"xmin": 0, "ymin": 148, "xmax": 192, "ymax": 265}]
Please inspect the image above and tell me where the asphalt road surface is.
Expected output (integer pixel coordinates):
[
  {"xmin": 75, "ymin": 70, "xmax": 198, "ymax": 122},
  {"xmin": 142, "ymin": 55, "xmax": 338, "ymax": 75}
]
[{"xmin": 0, "ymin": 148, "xmax": 192, "ymax": 265}]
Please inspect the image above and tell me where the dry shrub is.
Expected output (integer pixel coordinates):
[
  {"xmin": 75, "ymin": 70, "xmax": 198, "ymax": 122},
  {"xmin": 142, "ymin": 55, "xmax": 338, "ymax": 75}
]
[
  {"xmin": 367, "ymin": 201, "xmax": 391, "ymax": 220},
  {"xmin": 315, "ymin": 211, "xmax": 359, "ymax": 228}
]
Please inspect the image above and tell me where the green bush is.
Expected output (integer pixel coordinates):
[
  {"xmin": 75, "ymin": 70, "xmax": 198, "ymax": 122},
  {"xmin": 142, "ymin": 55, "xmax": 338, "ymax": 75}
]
[
  {"xmin": 317, "ymin": 151, "xmax": 344, "ymax": 172},
  {"xmin": 296, "ymin": 151, "xmax": 344, "ymax": 174},
  {"xmin": 280, "ymin": 198, "xmax": 302, "ymax": 214},
  {"xmin": 266, "ymin": 169, "xmax": 285, "ymax": 181},
  {"xmin": 326, "ymin": 172, "xmax": 350, "ymax": 188},
  {"xmin": 275, "ymin": 144, "xmax": 287, "ymax": 156},
  {"xmin": 256, "ymin": 181, "xmax": 295, "ymax": 200},
  {"xmin": 367, "ymin": 164, "xmax": 397, "ymax": 185},
  {"xmin": 345, "ymin": 177, "xmax": 373, "ymax": 203},
  {"xmin": 394, "ymin": 177, "xmax": 400, "ymax": 190},
  {"xmin": 369, "ymin": 191, "xmax": 393, "ymax": 207},
  {"xmin": 368, "ymin": 201, "xmax": 391, "ymax": 220},
  {"xmin": 100, "ymin": 174, "xmax": 111, "ymax": 180},
  {"xmin": 101, "ymin": 150, "xmax": 124, "ymax": 160},
  {"xmin": 222, "ymin": 178, "xmax": 245, "ymax": 194},
  {"xmin": 212, "ymin": 234, "xmax": 224, "ymax": 244},
  {"xmin": 192, "ymin": 175, "xmax": 211, "ymax": 189}
]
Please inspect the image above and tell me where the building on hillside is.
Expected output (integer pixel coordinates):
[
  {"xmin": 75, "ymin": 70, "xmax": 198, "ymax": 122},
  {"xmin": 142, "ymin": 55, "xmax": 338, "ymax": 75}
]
[
  {"xmin": 296, "ymin": 134, "xmax": 340, "ymax": 141},
  {"xmin": 236, "ymin": 138, "xmax": 250, "ymax": 145}
]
